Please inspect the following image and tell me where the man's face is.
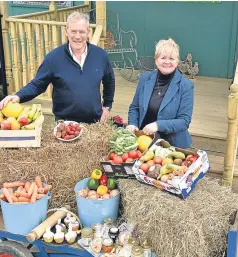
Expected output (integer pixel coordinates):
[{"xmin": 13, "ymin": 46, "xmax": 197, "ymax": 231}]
[
  {"xmin": 65, "ymin": 19, "xmax": 89, "ymax": 52},
  {"xmin": 155, "ymin": 51, "xmax": 178, "ymax": 75}
]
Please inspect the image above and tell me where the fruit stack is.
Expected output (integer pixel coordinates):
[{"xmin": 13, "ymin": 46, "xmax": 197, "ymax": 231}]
[{"xmin": 0, "ymin": 101, "xmax": 43, "ymax": 130}]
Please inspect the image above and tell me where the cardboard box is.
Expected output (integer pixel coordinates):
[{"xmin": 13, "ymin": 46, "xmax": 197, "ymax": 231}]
[{"xmin": 132, "ymin": 139, "xmax": 210, "ymax": 199}]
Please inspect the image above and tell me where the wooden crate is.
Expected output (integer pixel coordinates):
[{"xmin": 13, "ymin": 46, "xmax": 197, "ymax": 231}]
[{"xmin": 0, "ymin": 126, "xmax": 42, "ymax": 148}]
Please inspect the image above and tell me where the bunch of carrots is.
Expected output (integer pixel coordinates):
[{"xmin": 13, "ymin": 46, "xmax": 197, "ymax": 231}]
[{"xmin": 0, "ymin": 176, "xmax": 52, "ymax": 204}]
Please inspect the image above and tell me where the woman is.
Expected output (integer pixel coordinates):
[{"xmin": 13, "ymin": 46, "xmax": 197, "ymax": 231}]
[{"xmin": 127, "ymin": 38, "xmax": 194, "ymax": 148}]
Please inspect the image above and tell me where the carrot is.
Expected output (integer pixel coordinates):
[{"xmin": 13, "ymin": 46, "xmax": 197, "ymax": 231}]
[
  {"xmin": 16, "ymin": 186, "xmax": 23, "ymax": 194},
  {"xmin": 18, "ymin": 197, "xmax": 30, "ymax": 202},
  {"xmin": 7, "ymin": 188, "xmax": 13, "ymax": 194},
  {"xmin": 10, "ymin": 192, "xmax": 18, "ymax": 203},
  {"xmin": 0, "ymin": 193, "xmax": 7, "ymax": 201},
  {"xmin": 25, "ymin": 181, "xmax": 31, "ymax": 192},
  {"xmin": 28, "ymin": 182, "xmax": 36, "ymax": 196},
  {"xmin": 21, "ymin": 188, "xmax": 26, "ymax": 193},
  {"xmin": 18, "ymin": 192, "xmax": 31, "ymax": 199},
  {"xmin": 37, "ymin": 188, "xmax": 45, "ymax": 194},
  {"xmin": 30, "ymin": 185, "xmax": 38, "ymax": 203},
  {"xmin": 35, "ymin": 176, "xmax": 43, "ymax": 188},
  {"xmin": 2, "ymin": 188, "xmax": 13, "ymax": 203},
  {"xmin": 36, "ymin": 193, "xmax": 45, "ymax": 200},
  {"xmin": 43, "ymin": 185, "xmax": 52, "ymax": 194},
  {"xmin": 3, "ymin": 181, "xmax": 25, "ymax": 188}
]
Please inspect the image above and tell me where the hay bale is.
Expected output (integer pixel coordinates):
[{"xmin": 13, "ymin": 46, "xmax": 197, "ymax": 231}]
[
  {"xmin": 118, "ymin": 178, "xmax": 238, "ymax": 257},
  {"xmin": 0, "ymin": 115, "xmax": 114, "ymax": 210}
]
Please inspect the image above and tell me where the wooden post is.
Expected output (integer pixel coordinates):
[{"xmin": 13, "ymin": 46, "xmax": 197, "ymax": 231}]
[
  {"xmin": 49, "ymin": 1, "xmax": 58, "ymax": 21},
  {"xmin": 0, "ymin": 2, "xmax": 13, "ymax": 93},
  {"xmin": 223, "ymin": 63, "xmax": 238, "ymax": 186},
  {"xmin": 96, "ymin": 1, "xmax": 106, "ymax": 48}
]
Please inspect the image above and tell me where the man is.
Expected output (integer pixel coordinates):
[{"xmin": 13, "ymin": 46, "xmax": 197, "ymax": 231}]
[{"xmin": 0, "ymin": 12, "xmax": 115, "ymax": 123}]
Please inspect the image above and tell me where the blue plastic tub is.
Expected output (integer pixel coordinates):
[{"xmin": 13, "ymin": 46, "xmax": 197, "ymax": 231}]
[
  {"xmin": 0, "ymin": 193, "xmax": 50, "ymax": 235},
  {"xmin": 74, "ymin": 178, "xmax": 120, "ymax": 227}
]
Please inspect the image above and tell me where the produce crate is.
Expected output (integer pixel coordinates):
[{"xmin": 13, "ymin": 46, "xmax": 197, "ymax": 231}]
[
  {"xmin": 132, "ymin": 139, "xmax": 210, "ymax": 199},
  {"xmin": 0, "ymin": 114, "xmax": 44, "ymax": 148},
  {"xmin": 100, "ymin": 155, "xmax": 136, "ymax": 178}
]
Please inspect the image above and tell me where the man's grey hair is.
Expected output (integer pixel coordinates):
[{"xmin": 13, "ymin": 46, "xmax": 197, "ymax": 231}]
[{"xmin": 66, "ymin": 12, "xmax": 90, "ymax": 28}]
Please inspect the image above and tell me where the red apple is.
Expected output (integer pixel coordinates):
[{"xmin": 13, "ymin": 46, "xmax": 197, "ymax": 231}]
[
  {"xmin": 18, "ymin": 117, "xmax": 29, "ymax": 126},
  {"xmin": 1, "ymin": 120, "xmax": 11, "ymax": 130}
]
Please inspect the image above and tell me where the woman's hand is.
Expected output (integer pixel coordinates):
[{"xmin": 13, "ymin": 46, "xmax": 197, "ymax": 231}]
[
  {"xmin": 126, "ymin": 125, "xmax": 139, "ymax": 132},
  {"xmin": 143, "ymin": 122, "xmax": 158, "ymax": 135}
]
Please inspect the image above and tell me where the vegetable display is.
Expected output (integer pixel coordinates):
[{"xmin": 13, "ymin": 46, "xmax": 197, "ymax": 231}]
[
  {"xmin": 109, "ymin": 128, "xmax": 138, "ymax": 155},
  {"xmin": 0, "ymin": 176, "xmax": 52, "ymax": 204}
]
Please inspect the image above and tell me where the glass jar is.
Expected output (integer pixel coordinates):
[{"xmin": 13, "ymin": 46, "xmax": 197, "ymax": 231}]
[
  {"xmin": 91, "ymin": 223, "xmax": 103, "ymax": 238},
  {"xmin": 102, "ymin": 238, "xmax": 114, "ymax": 253},
  {"xmin": 127, "ymin": 236, "xmax": 139, "ymax": 247},
  {"xmin": 141, "ymin": 239, "xmax": 152, "ymax": 257},
  {"xmin": 109, "ymin": 227, "xmax": 119, "ymax": 243},
  {"xmin": 81, "ymin": 227, "xmax": 93, "ymax": 247},
  {"xmin": 103, "ymin": 217, "xmax": 115, "ymax": 227},
  {"xmin": 131, "ymin": 246, "xmax": 144, "ymax": 257}
]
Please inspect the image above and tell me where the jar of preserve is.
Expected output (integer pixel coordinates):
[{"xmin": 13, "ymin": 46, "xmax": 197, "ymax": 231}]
[
  {"xmin": 140, "ymin": 239, "xmax": 152, "ymax": 257},
  {"xmin": 102, "ymin": 238, "xmax": 114, "ymax": 253},
  {"xmin": 131, "ymin": 245, "xmax": 144, "ymax": 257},
  {"xmin": 81, "ymin": 227, "xmax": 93, "ymax": 247}
]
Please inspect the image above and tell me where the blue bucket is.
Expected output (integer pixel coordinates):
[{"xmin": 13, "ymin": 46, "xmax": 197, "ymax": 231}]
[
  {"xmin": 0, "ymin": 193, "xmax": 51, "ymax": 235},
  {"xmin": 74, "ymin": 178, "xmax": 120, "ymax": 227}
]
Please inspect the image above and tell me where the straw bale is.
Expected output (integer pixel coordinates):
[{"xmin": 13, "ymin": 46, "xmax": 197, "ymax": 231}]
[
  {"xmin": 0, "ymin": 115, "xmax": 114, "ymax": 210},
  {"xmin": 118, "ymin": 178, "xmax": 238, "ymax": 257}
]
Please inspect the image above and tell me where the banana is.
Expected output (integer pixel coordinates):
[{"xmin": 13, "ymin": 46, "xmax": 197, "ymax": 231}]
[
  {"xmin": 157, "ymin": 165, "xmax": 173, "ymax": 179},
  {"xmin": 28, "ymin": 104, "xmax": 37, "ymax": 119},
  {"xmin": 32, "ymin": 111, "xmax": 40, "ymax": 121},
  {"xmin": 22, "ymin": 115, "xmax": 44, "ymax": 130},
  {"xmin": 17, "ymin": 106, "xmax": 31, "ymax": 120},
  {"xmin": 23, "ymin": 123, "xmax": 36, "ymax": 130}
]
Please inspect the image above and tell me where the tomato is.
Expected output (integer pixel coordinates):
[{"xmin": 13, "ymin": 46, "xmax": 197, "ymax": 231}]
[
  {"xmin": 146, "ymin": 160, "xmax": 155, "ymax": 167},
  {"xmin": 153, "ymin": 157, "xmax": 163, "ymax": 165},
  {"xmin": 109, "ymin": 152, "xmax": 116, "ymax": 160},
  {"xmin": 128, "ymin": 150, "xmax": 138, "ymax": 159},
  {"xmin": 122, "ymin": 153, "xmax": 129, "ymax": 162},
  {"xmin": 140, "ymin": 163, "xmax": 149, "ymax": 173},
  {"xmin": 125, "ymin": 158, "xmax": 134, "ymax": 163},
  {"xmin": 113, "ymin": 156, "xmax": 123, "ymax": 165},
  {"xmin": 136, "ymin": 150, "xmax": 142, "ymax": 158}
]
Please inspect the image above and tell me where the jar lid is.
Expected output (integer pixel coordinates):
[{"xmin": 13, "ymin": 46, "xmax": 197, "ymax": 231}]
[
  {"xmin": 109, "ymin": 227, "xmax": 119, "ymax": 234},
  {"xmin": 103, "ymin": 238, "xmax": 113, "ymax": 246},
  {"xmin": 131, "ymin": 245, "xmax": 143, "ymax": 256},
  {"xmin": 141, "ymin": 239, "xmax": 152, "ymax": 248},
  {"xmin": 82, "ymin": 227, "xmax": 93, "ymax": 236}
]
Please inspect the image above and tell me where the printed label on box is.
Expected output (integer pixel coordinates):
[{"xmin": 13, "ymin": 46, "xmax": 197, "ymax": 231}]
[{"xmin": 102, "ymin": 165, "xmax": 113, "ymax": 173}]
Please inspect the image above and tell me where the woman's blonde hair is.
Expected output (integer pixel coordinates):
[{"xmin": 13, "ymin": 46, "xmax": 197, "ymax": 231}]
[{"xmin": 155, "ymin": 38, "xmax": 180, "ymax": 62}]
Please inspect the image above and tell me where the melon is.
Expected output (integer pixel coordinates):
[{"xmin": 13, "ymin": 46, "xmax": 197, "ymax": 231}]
[{"xmin": 2, "ymin": 101, "xmax": 23, "ymax": 118}]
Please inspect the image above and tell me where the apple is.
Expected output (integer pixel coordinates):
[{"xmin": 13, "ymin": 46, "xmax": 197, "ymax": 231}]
[
  {"xmin": 10, "ymin": 120, "xmax": 21, "ymax": 130},
  {"xmin": 18, "ymin": 117, "xmax": 29, "ymax": 126},
  {"xmin": 1, "ymin": 120, "xmax": 11, "ymax": 130}
]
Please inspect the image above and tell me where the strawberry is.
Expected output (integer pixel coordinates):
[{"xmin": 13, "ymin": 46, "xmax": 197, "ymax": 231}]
[
  {"xmin": 56, "ymin": 132, "xmax": 62, "ymax": 138},
  {"xmin": 75, "ymin": 131, "xmax": 80, "ymax": 136}
]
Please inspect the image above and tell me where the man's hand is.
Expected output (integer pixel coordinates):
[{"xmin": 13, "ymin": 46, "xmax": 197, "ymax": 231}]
[
  {"xmin": 0, "ymin": 95, "xmax": 20, "ymax": 109},
  {"xmin": 126, "ymin": 125, "xmax": 139, "ymax": 132},
  {"xmin": 100, "ymin": 107, "xmax": 110, "ymax": 123},
  {"xmin": 143, "ymin": 122, "xmax": 158, "ymax": 135}
]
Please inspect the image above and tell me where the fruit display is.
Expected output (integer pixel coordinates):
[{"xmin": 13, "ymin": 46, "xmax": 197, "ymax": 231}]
[
  {"xmin": 0, "ymin": 102, "xmax": 44, "ymax": 130},
  {"xmin": 78, "ymin": 170, "xmax": 119, "ymax": 200},
  {"xmin": 0, "ymin": 176, "xmax": 52, "ymax": 204},
  {"xmin": 54, "ymin": 121, "xmax": 83, "ymax": 142},
  {"xmin": 137, "ymin": 143, "xmax": 199, "ymax": 183}
]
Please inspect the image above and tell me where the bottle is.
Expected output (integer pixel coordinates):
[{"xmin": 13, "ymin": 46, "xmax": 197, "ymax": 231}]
[
  {"xmin": 141, "ymin": 239, "xmax": 152, "ymax": 257},
  {"xmin": 81, "ymin": 227, "xmax": 93, "ymax": 247},
  {"xmin": 131, "ymin": 245, "xmax": 144, "ymax": 257}
]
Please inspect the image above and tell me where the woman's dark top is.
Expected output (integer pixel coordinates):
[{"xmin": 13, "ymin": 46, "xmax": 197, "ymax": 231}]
[{"xmin": 140, "ymin": 69, "xmax": 176, "ymax": 130}]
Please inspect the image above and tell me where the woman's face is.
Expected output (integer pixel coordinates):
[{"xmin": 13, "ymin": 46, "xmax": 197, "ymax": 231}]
[{"xmin": 155, "ymin": 51, "xmax": 178, "ymax": 75}]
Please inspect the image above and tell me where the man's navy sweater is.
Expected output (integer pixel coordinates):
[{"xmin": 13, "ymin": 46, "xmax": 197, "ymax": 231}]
[{"xmin": 16, "ymin": 42, "xmax": 115, "ymax": 123}]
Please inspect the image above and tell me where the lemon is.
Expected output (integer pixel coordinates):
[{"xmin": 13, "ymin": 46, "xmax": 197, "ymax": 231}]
[{"xmin": 137, "ymin": 135, "xmax": 153, "ymax": 152}]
